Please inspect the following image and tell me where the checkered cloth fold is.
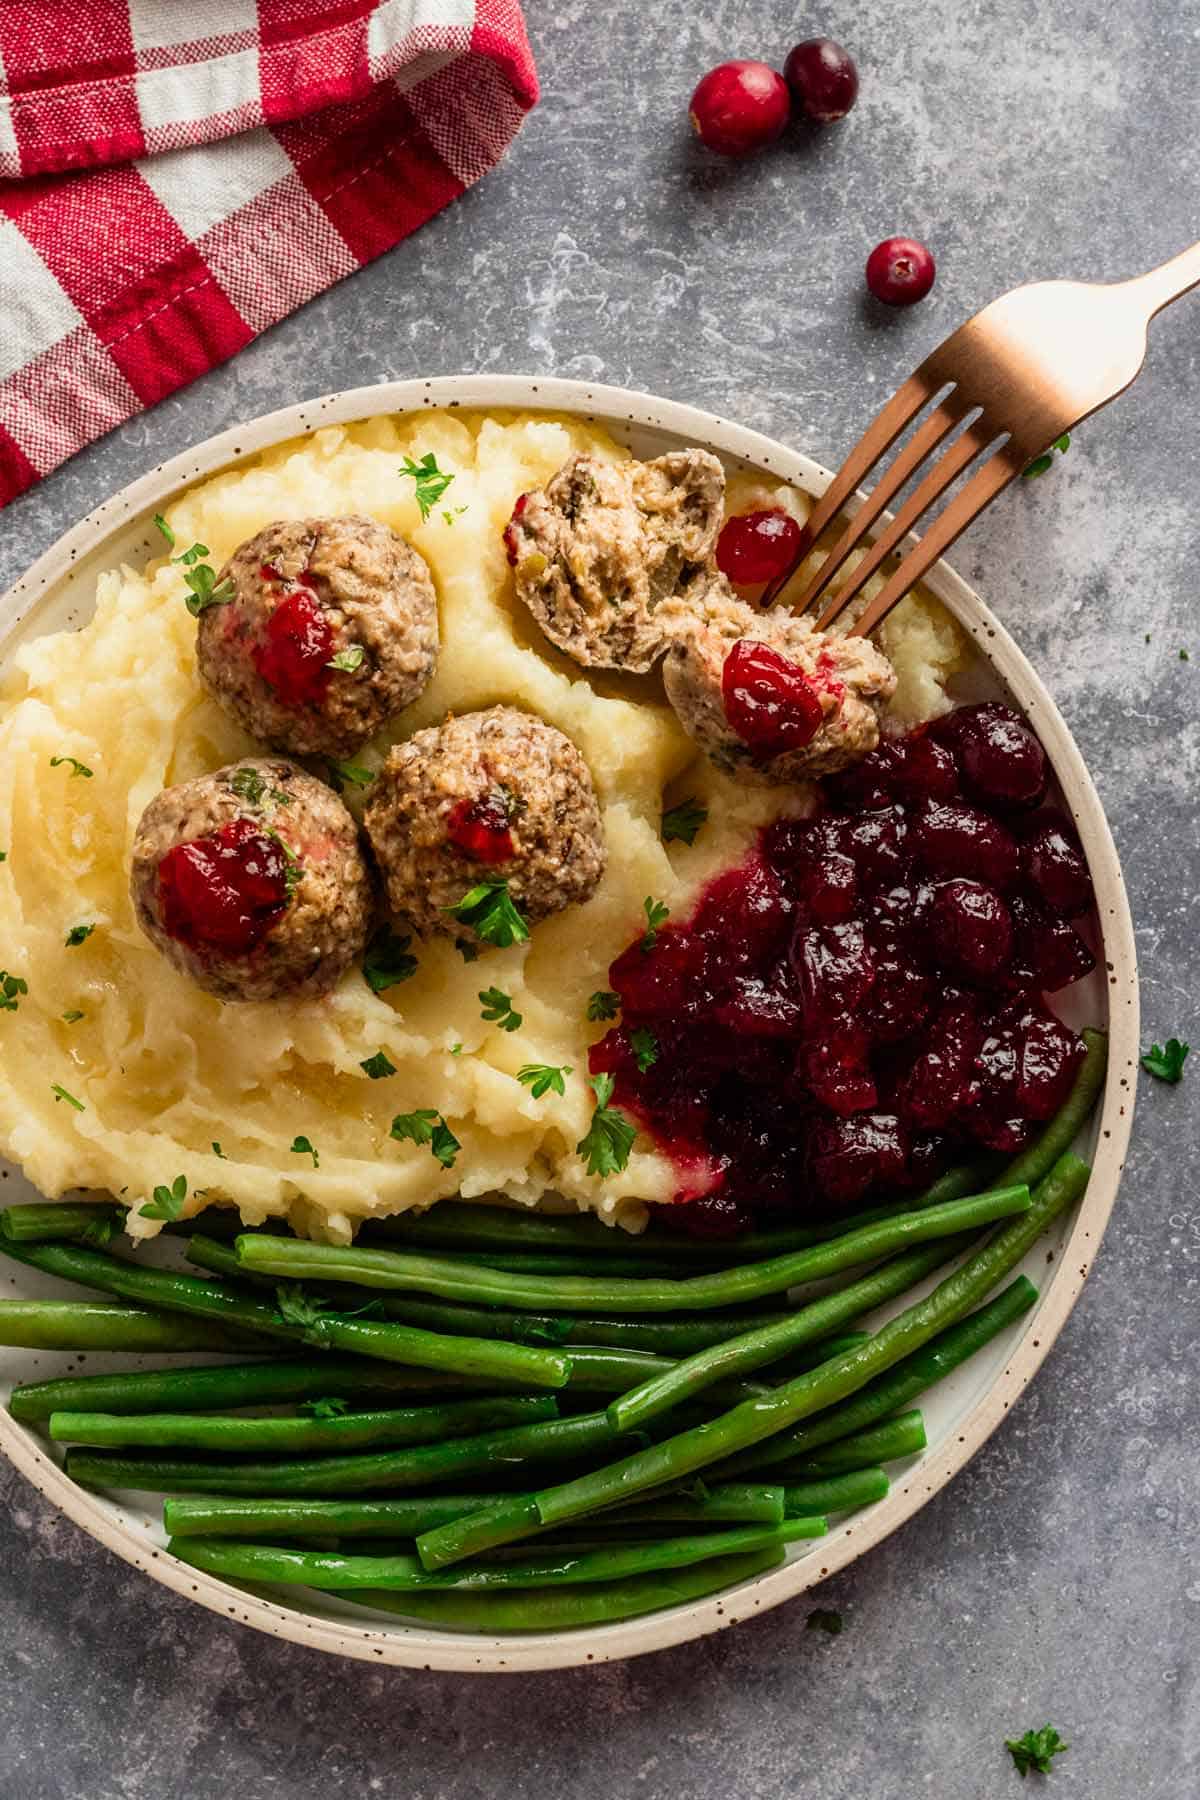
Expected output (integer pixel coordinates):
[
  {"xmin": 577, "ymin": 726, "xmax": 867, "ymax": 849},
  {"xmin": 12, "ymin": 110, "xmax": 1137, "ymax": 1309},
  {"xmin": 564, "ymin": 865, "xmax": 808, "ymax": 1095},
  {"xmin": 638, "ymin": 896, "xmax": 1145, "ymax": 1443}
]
[{"xmin": 0, "ymin": 2, "xmax": 537, "ymax": 508}]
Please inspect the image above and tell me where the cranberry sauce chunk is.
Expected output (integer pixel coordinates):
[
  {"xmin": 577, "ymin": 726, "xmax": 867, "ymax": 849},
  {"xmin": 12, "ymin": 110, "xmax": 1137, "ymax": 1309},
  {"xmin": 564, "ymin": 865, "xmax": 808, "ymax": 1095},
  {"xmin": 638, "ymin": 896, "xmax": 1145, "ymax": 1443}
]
[
  {"xmin": 130, "ymin": 758, "xmax": 373, "ymax": 1003},
  {"xmin": 590, "ymin": 706, "xmax": 1095, "ymax": 1233}
]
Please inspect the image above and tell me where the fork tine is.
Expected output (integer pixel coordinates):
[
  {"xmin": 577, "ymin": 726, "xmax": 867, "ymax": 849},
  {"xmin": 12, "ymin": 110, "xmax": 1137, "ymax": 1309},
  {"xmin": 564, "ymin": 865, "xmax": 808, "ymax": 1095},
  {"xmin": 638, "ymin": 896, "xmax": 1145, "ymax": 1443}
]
[
  {"xmin": 813, "ymin": 425, "xmax": 991, "ymax": 631},
  {"xmin": 760, "ymin": 371, "xmax": 934, "ymax": 607},
  {"xmin": 850, "ymin": 446, "xmax": 1024, "ymax": 639},
  {"xmin": 789, "ymin": 397, "xmax": 971, "ymax": 616}
]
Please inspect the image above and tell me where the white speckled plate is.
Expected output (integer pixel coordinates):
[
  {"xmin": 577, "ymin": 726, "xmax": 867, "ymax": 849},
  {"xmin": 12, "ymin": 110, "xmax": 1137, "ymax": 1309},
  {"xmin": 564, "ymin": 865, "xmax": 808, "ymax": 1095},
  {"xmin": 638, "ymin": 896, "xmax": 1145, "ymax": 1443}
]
[{"xmin": 0, "ymin": 377, "xmax": 1138, "ymax": 1673}]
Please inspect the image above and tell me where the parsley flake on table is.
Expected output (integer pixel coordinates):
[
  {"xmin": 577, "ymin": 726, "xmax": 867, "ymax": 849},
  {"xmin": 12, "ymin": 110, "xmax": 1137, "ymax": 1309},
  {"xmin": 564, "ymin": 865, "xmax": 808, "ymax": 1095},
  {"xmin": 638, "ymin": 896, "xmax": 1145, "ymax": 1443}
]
[
  {"xmin": 1, "ymin": 972, "xmax": 28, "ymax": 1013},
  {"xmin": 517, "ymin": 1062, "xmax": 572, "ymax": 1099},
  {"xmin": 61, "ymin": 1009, "xmax": 85, "ymax": 1024},
  {"xmin": 50, "ymin": 755, "xmax": 92, "ymax": 779},
  {"xmin": 444, "ymin": 880, "xmax": 530, "ymax": 949},
  {"xmin": 1021, "ymin": 433, "xmax": 1071, "ymax": 480},
  {"xmin": 641, "ymin": 897, "xmax": 669, "ymax": 952},
  {"xmin": 576, "ymin": 1072, "xmax": 637, "ymax": 1178},
  {"xmin": 363, "ymin": 926, "xmax": 418, "ymax": 993},
  {"xmin": 587, "ymin": 989, "xmax": 620, "ymax": 1023},
  {"xmin": 390, "ymin": 1109, "xmax": 461, "ymax": 1169},
  {"xmin": 64, "ymin": 923, "xmax": 94, "ymax": 948},
  {"xmin": 300, "ymin": 1396, "xmax": 350, "ymax": 1419},
  {"xmin": 51, "ymin": 1083, "xmax": 84, "ymax": 1111},
  {"xmin": 401, "ymin": 452, "xmax": 455, "ymax": 520},
  {"xmin": 327, "ymin": 645, "xmax": 365, "ymax": 673},
  {"xmin": 326, "ymin": 758, "xmax": 376, "ymax": 792},
  {"xmin": 1005, "ymin": 1725, "xmax": 1069, "ymax": 1778},
  {"xmin": 291, "ymin": 1135, "xmax": 319, "ymax": 1169},
  {"xmin": 479, "ymin": 986, "xmax": 523, "ymax": 1032},
  {"xmin": 1180, "ymin": 648, "xmax": 1191, "ymax": 662},
  {"xmin": 139, "ymin": 1174, "xmax": 188, "ymax": 1221},
  {"xmin": 661, "ymin": 798, "xmax": 708, "ymax": 846},
  {"xmin": 806, "ymin": 1607, "xmax": 843, "ymax": 1636},
  {"xmin": 360, "ymin": 1049, "xmax": 397, "ymax": 1080},
  {"xmin": 1140, "ymin": 1037, "xmax": 1189, "ymax": 1083},
  {"xmin": 630, "ymin": 1027, "xmax": 659, "ymax": 1073}
]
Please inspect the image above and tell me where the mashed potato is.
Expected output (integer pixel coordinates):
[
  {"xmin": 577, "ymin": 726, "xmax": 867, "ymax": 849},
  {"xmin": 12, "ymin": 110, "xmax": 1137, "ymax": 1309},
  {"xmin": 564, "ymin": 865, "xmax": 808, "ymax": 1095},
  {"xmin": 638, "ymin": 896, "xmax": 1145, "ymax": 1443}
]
[{"xmin": 0, "ymin": 411, "xmax": 967, "ymax": 1241}]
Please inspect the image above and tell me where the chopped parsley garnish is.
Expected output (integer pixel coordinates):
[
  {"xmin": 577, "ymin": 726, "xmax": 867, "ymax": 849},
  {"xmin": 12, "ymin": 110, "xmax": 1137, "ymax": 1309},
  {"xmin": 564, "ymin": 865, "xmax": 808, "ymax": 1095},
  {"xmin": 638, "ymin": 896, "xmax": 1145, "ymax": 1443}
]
[
  {"xmin": 806, "ymin": 1608, "xmax": 843, "ymax": 1636},
  {"xmin": 587, "ymin": 989, "xmax": 620, "ymax": 1023},
  {"xmin": 139, "ymin": 1174, "xmax": 188, "ymax": 1221},
  {"xmin": 1005, "ymin": 1726, "xmax": 1069, "ymax": 1778},
  {"xmin": 1180, "ymin": 648, "xmax": 1191, "ymax": 663},
  {"xmin": 267, "ymin": 832, "xmax": 303, "ymax": 900},
  {"xmin": 1, "ymin": 972, "xmax": 28, "ymax": 1013},
  {"xmin": 211, "ymin": 1141, "xmax": 226, "ymax": 1158},
  {"xmin": 79, "ymin": 1214, "xmax": 117, "ymax": 1249},
  {"xmin": 0, "ymin": 850, "xmax": 7, "ymax": 862},
  {"xmin": 641, "ymin": 897, "xmax": 669, "ymax": 952},
  {"xmin": 479, "ymin": 986, "xmax": 523, "ymax": 1032},
  {"xmin": 327, "ymin": 645, "xmax": 365, "ymax": 673},
  {"xmin": 630, "ymin": 1027, "xmax": 659, "ymax": 1073},
  {"xmin": 230, "ymin": 766, "xmax": 290, "ymax": 809},
  {"xmin": 1021, "ymin": 433, "xmax": 1071, "ymax": 480},
  {"xmin": 50, "ymin": 755, "xmax": 92, "ymax": 779},
  {"xmin": 576, "ymin": 1072, "xmax": 637, "ymax": 1178},
  {"xmin": 450, "ymin": 1042, "xmax": 463, "ymax": 1056},
  {"xmin": 401, "ymin": 452, "xmax": 455, "ymax": 520},
  {"xmin": 325, "ymin": 758, "xmax": 375, "ymax": 792},
  {"xmin": 61, "ymin": 1009, "xmax": 85, "ymax": 1024},
  {"xmin": 442, "ymin": 505, "xmax": 468, "ymax": 525},
  {"xmin": 390, "ymin": 1109, "xmax": 461, "ymax": 1169},
  {"xmin": 64, "ymin": 923, "xmax": 94, "ymax": 948},
  {"xmin": 154, "ymin": 514, "xmax": 235, "ymax": 616},
  {"xmin": 275, "ymin": 1281, "xmax": 325, "ymax": 1334},
  {"xmin": 360, "ymin": 1049, "xmax": 397, "ymax": 1080},
  {"xmin": 444, "ymin": 880, "xmax": 530, "ymax": 949},
  {"xmin": 1141, "ymin": 1037, "xmax": 1189, "ymax": 1083},
  {"xmin": 661, "ymin": 798, "xmax": 708, "ymax": 846},
  {"xmin": 456, "ymin": 941, "xmax": 480, "ymax": 963},
  {"xmin": 517, "ymin": 1062, "xmax": 572, "ymax": 1099},
  {"xmin": 51, "ymin": 1083, "xmax": 84, "ymax": 1111},
  {"xmin": 300, "ymin": 1396, "xmax": 350, "ymax": 1419},
  {"xmin": 291, "ymin": 1134, "xmax": 319, "ymax": 1168},
  {"xmin": 363, "ymin": 926, "xmax": 418, "ymax": 993}
]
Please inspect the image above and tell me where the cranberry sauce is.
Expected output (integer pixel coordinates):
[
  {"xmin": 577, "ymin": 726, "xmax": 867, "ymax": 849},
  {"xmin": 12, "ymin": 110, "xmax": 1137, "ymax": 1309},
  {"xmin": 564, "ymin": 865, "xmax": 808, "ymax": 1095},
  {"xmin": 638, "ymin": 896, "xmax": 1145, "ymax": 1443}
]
[
  {"xmin": 591, "ymin": 704, "xmax": 1096, "ymax": 1233},
  {"xmin": 158, "ymin": 819, "xmax": 290, "ymax": 955},
  {"xmin": 446, "ymin": 791, "xmax": 516, "ymax": 864},
  {"xmin": 722, "ymin": 639, "xmax": 825, "ymax": 756},
  {"xmin": 503, "ymin": 493, "xmax": 529, "ymax": 566},
  {"xmin": 252, "ymin": 567, "xmax": 333, "ymax": 707},
  {"xmin": 716, "ymin": 509, "xmax": 803, "ymax": 586}
]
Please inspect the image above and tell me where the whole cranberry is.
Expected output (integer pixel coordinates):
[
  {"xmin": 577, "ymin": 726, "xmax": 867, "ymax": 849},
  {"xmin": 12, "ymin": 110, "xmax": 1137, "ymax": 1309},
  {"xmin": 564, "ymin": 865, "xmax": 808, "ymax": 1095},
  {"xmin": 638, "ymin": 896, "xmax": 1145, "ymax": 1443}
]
[
  {"xmin": 809, "ymin": 1112, "xmax": 909, "ymax": 1206},
  {"xmin": 689, "ymin": 61, "xmax": 791, "ymax": 157},
  {"xmin": 930, "ymin": 879, "xmax": 1014, "ymax": 983},
  {"xmin": 911, "ymin": 797, "xmax": 1021, "ymax": 889},
  {"xmin": 866, "ymin": 236, "xmax": 936, "ymax": 306},
  {"xmin": 954, "ymin": 702, "xmax": 1048, "ymax": 812},
  {"xmin": 716, "ymin": 509, "xmax": 802, "ymax": 585},
  {"xmin": 1024, "ymin": 813, "xmax": 1093, "ymax": 916},
  {"xmin": 783, "ymin": 38, "xmax": 859, "ymax": 124}
]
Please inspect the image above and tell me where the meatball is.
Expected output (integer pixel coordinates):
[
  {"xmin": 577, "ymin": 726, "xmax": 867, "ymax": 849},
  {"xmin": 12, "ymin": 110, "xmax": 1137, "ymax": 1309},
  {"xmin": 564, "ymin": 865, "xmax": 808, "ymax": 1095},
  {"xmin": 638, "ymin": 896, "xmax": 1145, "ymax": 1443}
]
[
  {"xmin": 363, "ymin": 707, "xmax": 606, "ymax": 942},
  {"xmin": 661, "ymin": 579, "xmax": 897, "ymax": 784},
  {"xmin": 197, "ymin": 516, "xmax": 438, "ymax": 758},
  {"xmin": 130, "ymin": 757, "xmax": 373, "ymax": 1002},
  {"xmin": 504, "ymin": 450, "xmax": 725, "ymax": 672}
]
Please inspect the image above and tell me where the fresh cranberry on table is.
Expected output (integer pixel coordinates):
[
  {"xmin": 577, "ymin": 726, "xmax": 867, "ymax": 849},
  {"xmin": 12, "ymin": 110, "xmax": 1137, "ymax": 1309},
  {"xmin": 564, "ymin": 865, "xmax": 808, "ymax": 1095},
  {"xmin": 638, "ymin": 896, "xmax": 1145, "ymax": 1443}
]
[
  {"xmin": 783, "ymin": 38, "xmax": 859, "ymax": 124},
  {"xmin": 716, "ymin": 509, "xmax": 803, "ymax": 585},
  {"xmin": 689, "ymin": 61, "xmax": 791, "ymax": 157},
  {"xmin": 865, "ymin": 237, "xmax": 936, "ymax": 306}
]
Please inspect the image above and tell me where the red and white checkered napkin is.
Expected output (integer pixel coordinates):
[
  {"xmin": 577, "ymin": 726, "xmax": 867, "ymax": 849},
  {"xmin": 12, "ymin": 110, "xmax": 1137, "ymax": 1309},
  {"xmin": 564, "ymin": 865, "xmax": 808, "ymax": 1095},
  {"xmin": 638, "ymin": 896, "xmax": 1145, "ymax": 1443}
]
[{"xmin": 0, "ymin": 2, "xmax": 538, "ymax": 508}]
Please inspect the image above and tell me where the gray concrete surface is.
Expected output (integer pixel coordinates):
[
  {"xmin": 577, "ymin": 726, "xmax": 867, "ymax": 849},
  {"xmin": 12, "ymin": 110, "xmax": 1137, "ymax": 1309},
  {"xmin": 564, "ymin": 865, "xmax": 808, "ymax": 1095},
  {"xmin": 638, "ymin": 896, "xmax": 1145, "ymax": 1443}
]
[{"xmin": 2, "ymin": 2, "xmax": 1198, "ymax": 1795}]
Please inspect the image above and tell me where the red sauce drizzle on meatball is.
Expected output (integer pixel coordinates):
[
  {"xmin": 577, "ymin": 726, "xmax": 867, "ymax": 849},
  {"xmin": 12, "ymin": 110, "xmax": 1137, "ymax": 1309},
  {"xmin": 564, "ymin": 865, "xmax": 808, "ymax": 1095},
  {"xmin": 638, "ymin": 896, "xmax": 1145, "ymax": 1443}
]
[
  {"xmin": 158, "ymin": 819, "xmax": 290, "ymax": 955},
  {"xmin": 446, "ymin": 792, "xmax": 516, "ymax": 864},
  {"xmin": 252, "ymin": 566, "xmax": 334, "ymax": 707},
  {"xmin": 721, "ymin": 638, "xmax": 825, "ymax": 756}
]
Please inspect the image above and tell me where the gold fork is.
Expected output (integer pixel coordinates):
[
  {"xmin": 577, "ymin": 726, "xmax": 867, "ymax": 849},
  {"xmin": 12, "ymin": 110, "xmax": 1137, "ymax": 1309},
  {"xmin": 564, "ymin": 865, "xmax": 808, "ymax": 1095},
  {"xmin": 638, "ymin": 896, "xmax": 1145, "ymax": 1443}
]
[{"xmin": 762, "ymin": 241, "xmax": 1200, "ymax": 636}]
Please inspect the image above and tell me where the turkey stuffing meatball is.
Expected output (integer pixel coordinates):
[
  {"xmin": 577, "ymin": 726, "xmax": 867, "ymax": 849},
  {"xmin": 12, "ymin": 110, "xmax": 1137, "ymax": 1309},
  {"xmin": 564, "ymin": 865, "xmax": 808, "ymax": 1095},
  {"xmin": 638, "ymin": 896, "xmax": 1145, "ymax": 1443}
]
[
  {"xmin": 130, "ymin": 757, "xmax": 373, "ymax": 1002},
  {"xmin": 197, "ymin": 516, "xmax": 438, "ymax": 758},
  {"xmin": 503, "ymin": 449, "xmax": 725, "ymax": 672},
  {"xmin": 363, "ymin": 706, "xmax": 606, "ymax": 943}
]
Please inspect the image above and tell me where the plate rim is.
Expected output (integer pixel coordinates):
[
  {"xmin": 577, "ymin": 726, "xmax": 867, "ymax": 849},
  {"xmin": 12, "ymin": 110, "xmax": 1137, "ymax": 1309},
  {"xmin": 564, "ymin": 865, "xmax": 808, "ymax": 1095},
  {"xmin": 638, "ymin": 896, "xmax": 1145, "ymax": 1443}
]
[{"xmin": 0, "ymin": 373, "xmax": 1140, "ymax": 1673}]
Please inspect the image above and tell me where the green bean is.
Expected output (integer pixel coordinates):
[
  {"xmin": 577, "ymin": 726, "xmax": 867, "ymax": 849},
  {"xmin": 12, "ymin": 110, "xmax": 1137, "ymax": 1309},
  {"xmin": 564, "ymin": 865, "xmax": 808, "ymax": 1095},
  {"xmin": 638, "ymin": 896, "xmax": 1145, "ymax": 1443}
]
[
  {"xmin": 339, "ymin": 1548, "xmax": 785, "ymax": 1631},
  {"xmin": 712, "ymin": 1276, "xmax": 1039, "ymax": 1476},
  {"xmin": 66, "ymin": 1410, "xmax": 624, "ymax": 1497},
  {"xmin": 782, "ymin": 1469, "xmax": 889, "ymax": 1515},
  {"xmin": 50, "ymin": 1395, "xmax": 556, "ymax": 1455},
  {"xmin": 0, "ymin": 1202, "xmax": 123, "ymax": 1244},
  {"xmin": 1004, "ymin": 1028, "xmax": 1107, "ymax": 1187},
  {"xmin": 606, "ymin": 1237, "xmax": 979, "ymax": 1432},
  {"xmin": 416, "ymin": 1151, "xmax": 1089, "ymax": 1568},
  {"xmin": 769, "ymin": 1411, "xmax": 927, "ymax": 1475},
  {"xmin": 7, "ymin": 1357, "xmax": 499, "ymax": 1424},
  {"xmin": 234, "ymin": 1185, "xmax": 1030, "ymax": 1315},
  {"xmin": 599, "ymin": 1483, "xmax": 784, "ymax": 1526},
  {"xmin": 0, "ymin": 1300, "xmax": 268, "ymax": 1353},
  {"xmin": 0, "ymin": 1238, "xmax": 569, "ymax": 1389},
  {"xmin": 169, "ymin": 1518, "xmax": 824, "ymax": 1592}
]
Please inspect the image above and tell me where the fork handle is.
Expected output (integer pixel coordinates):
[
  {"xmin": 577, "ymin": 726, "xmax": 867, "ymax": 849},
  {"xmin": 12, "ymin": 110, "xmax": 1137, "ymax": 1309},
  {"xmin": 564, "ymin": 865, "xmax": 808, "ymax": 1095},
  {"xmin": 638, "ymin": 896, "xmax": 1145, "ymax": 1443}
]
[{"xmin": 1125, "ymin": 239, "xmax": 1200, "ymax": 318}]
